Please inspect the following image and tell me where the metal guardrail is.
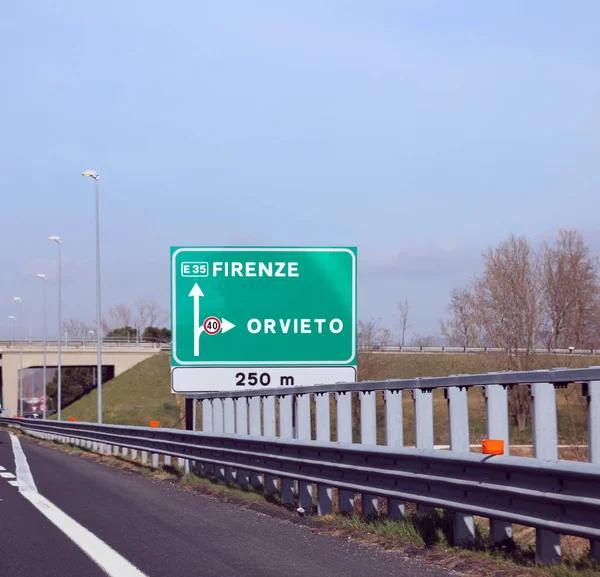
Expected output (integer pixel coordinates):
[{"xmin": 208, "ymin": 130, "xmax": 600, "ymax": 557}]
[
  {"xmin": 3, "ymin": 367, "xmax": 600, "ymax": 565},
  {"xmin": 188, "ymin": 366, "xmax": 600, "ymax": 399},
  {"xmin": 1, "ymin": 416, "xmax": 599, "ymax": 567},
  {"xmin": 185, "ymin": 366, "xmax": 600, "ymax": 565}
]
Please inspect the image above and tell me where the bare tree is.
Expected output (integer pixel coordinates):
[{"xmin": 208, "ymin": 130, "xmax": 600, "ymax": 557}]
[
  {"xmin": 541, "ymin": 229, "xmax": 600, "ymax": 349},
  {"xmin": 442, "ymin": 235, "xmax": 542, "ymax": 429},
  {"xmin": 146, "ymin": 299, "xmax": 166, "ymax": 327},
  {"xmin": 62, "ymin": 318, "xmax": 92, "ymax": 339},
  {"xmin": 397, "ymin": 298, "xmax": 411, "ymax": 347},
  {"xmin": 439, "ymin": 287, "xmax": 481, "ymax": 347},
  {"xmin": 472, "ymin": 235, "xmax": 543, "ymax": 430},
  {"xmin": 443, "ymin": 230, "xmax": 600, "ymax": 430},
  {"xmin": 409, "ymin": 333, "xmax": 438, "ymax": 347},
  {"xmin": 106, "ymin": 304, "xmax": 133, "ymax": 331},
  {"xmin": 134, "ymin": 298, "xmax": 167, "ymax": 330},
  {"xmin": 472, "ymin": 234, "xmax": 543, "ymax": 369},
  {"xmin": 358, "ymin": 319, "xmax": 392, "ymax": 350},
  {"xmin": 358, "ymin": 318, "xmax": 392, "ymax": 380}
]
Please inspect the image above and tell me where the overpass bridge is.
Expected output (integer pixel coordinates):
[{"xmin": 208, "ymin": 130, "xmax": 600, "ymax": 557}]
[{"xmin": 0, "ymin": 339, "xmax": 165, "ymax": 415}]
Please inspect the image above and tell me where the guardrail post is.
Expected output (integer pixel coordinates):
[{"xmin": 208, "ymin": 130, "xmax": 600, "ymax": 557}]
[
  {"xmin": 224, "ymin": 398, "xmax": 236, "ymax": 483},
  {"xmin": 235, "ymin": 398, "xmax": 250, "ymax": 488},
  {"xmin": 113, "ymin": 445, "xmax": 119, "ymax": 457},
  {"xmin": 164, "ymin": 454, "xmax": 171, "ymax": 466},
  {"xmin": 185, "ymin": 397, "xmax": 194, "ymax": 430},
  {"xmin": 584, "ymin": 380, "xmax": 600, "ymax": 561},
  {"xmin": 202, "ymin": 399, "xmax": 213, "ymax": 476},
  {"xmin": 360, "ymin": 391, "xmax": 378, "ymax": 517},
  {"xmin": 190, "ymin": 398, "xmax": 197, "ymax": 472},
  {"xmin": 446, "ymin": 386, "xmax": 475, "ymax": 544},
  {"xmin": 296, "ymin": 393, "xmax": 313, "ymax": 512},
  {"xmin": 122, "ymin": 447, "xmax": 128, "ymax": 458},
  {"xmin": 413, "ymin": 388, "xmax": 433, "ymax": 513},
  {"xmin": 315, "ymin": 392, "xmax": 332, "ymax": 516},
  {"xmin": 384, "ymin": 390, "xmax": 404, "ymax": 519},
  {"xmin": 141, "ymin": 451, "xmax": 148, "ymax": 465},
  {"xmin": 152, "ymin": 452, "xmax": 159, "ymax": 468},
  {"xmin": 213, "ymin": 399, "xmax": 225, "ymax": 480},
  {"xmin": 131, "ymin": 448, "xmax": 138, "ymax": 461},
  {"xmin": 336, "ymin": 391, "xmax": 354, "ymax": 513},
  {"xmin": 279, "ymin": 395, "xmax": 295, "ymax": 505},
  {"xmin": 531, "ymin": 382, "xmax": 561, "ymax": 565},
  {"xmin": 249, "ymin": 397, "xmax": 263, "ymax": 489},
  {"xmin": 484, "ymin": 383, "xmax": 512, "ymax": 543},
  {"xmin": 263, "ymin": 396, "xmax": 277, "ymax": 495}
]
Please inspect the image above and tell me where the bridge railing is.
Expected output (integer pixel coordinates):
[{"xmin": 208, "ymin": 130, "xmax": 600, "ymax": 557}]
[
  {"xmin": 2, "ymin": 366, "xmax": 600, "ymax": 565},
  {"xmin": 0, "ymin": 338, "xmax": 164, "ymax": 350}
]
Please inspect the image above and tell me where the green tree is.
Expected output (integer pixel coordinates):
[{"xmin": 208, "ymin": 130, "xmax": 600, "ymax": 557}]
[
  {"xmin": 47, "ymin": 366, "xmax": 112, "ymax": 410},
  {"xmin": 105, "ymin": 326, "xmax": 137, "ymax": 340},
  {"xmin": 142, "ymin": 326, "xmax": 171, "ymax": 342}
]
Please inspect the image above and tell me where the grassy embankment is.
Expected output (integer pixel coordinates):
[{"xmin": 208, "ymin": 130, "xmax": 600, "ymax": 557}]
[{"xmin": 62, "ymin": 351, "xmax": 593, "ymax": 455}]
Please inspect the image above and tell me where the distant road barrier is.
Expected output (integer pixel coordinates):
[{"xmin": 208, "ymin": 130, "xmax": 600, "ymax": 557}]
[
  {"xmin": 143, "ymin": 343, "xmax": 600, "ymax": 355},
  {"xmin": 8, "ymin": 341, "xmax": 591, "ymax": 355},
  {"xmin": 360, "ymin": 345, "xmax": 600, "ymax": 355}
]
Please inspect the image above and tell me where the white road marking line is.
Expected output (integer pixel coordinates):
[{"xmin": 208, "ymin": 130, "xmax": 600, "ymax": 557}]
[
  {"xmin": 0, "ymin": 472, "xmax": 15, "ymax": 479},
  {"xmin": 8, "ymin": 480, "xmax": 23, "ymax": 487},
  {"xmin": 9, "ymin": 433, "xmax": 148, "ymax": 577},
  {"xmin": 9, "ymin": 434, "xmax": 37, "ymax": 491},
  {"xmin": 0, "ymin": 466, "xmax": 6, "ymax": 470}
]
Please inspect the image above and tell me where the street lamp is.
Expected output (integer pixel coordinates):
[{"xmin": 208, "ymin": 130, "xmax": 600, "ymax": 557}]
[
  {"xmin": 13, "ymin": 297, "xmax": 23, "ymax": 416},
  {"xmin": 49, "ymin": 236, "xmax": 62, "ymax": 420},
  {"xmin": 8, "ymin": 316, "xmax": 15, "ymax": 346},
  {"xmin": 36, "ymin": 274, "xmax": 48, "ymax": 419},
  {"xmin": 83, "ymin": 169, "xmax": 103, "ymax": 423}
]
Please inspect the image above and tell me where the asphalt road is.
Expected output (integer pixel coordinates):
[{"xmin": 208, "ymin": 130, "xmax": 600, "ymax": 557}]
[{"xmin": 0, "ymin": 430, "xmax": 454, "ymax": 577}]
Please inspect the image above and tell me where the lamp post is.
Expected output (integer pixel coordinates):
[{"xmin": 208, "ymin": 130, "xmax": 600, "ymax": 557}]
[
  {"xmin": 36, "ymin": 274, "xmax": 48, "ymax": 419},
  {"xmin": 8, "ymin": 315, "xmax": 15, "ymax": 347},
  {"xmin": 82, "ymin": 170, "xmax": 102, "ymax": 423},
  {"xmin": 49, "ymin": 236, "xmax": 62, "ymax": 420},
  {"xmin": 13, "ymin": 297, "xmax": 23, "ymax": 416}
]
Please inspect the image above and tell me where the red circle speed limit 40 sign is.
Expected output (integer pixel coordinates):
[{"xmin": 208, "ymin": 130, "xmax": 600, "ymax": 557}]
[{"xmin": 203, "ymin": 316, "xmax": 221, "ymax": 335}]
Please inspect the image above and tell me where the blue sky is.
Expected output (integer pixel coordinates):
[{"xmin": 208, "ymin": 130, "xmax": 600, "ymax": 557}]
[{"xmin": 1, "ymin": 1, "xmax": 599, "ymax": 340}]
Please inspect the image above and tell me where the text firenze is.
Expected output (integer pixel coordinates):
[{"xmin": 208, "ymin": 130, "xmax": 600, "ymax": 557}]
[{"xmin": 212, "ymin": 262, "xmax": 299, "ymax": 277}]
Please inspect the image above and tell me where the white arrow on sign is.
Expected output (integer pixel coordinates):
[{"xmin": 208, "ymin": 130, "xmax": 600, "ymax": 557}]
[
  {"xmin": 189, "ymin": 283, "xmax": 236, "ymax": 356},
  {"xmin": 198, "ymin": 318, "xmax": 236, "ymax": 335},
  {"xmin": 188, "ymin": 283, "xmax": 204, "ymax": 356}
]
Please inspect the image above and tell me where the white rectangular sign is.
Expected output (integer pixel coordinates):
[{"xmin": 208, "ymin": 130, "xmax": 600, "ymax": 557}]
[{"xmin": 171, "ymin": 366, "xmax": 356, "ymax": 393}]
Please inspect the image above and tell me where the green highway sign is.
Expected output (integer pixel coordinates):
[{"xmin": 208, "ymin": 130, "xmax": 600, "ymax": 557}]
[{"xmin": 170, "ymin": 247, "xmax": 357, "ymax": 392}]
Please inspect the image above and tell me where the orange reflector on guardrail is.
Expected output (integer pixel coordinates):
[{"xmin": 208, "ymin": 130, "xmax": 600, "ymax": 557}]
[
  {"xmin": 69, "ymin": 416, "xmax": 76, "ymax": 422},
  {"xmin": 482, "ymin": 439, "xmax": 504, "ymax": 455},
  {"xmin": 149, "ymin": 421, "xmax": 160, "ymax": 428}
]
